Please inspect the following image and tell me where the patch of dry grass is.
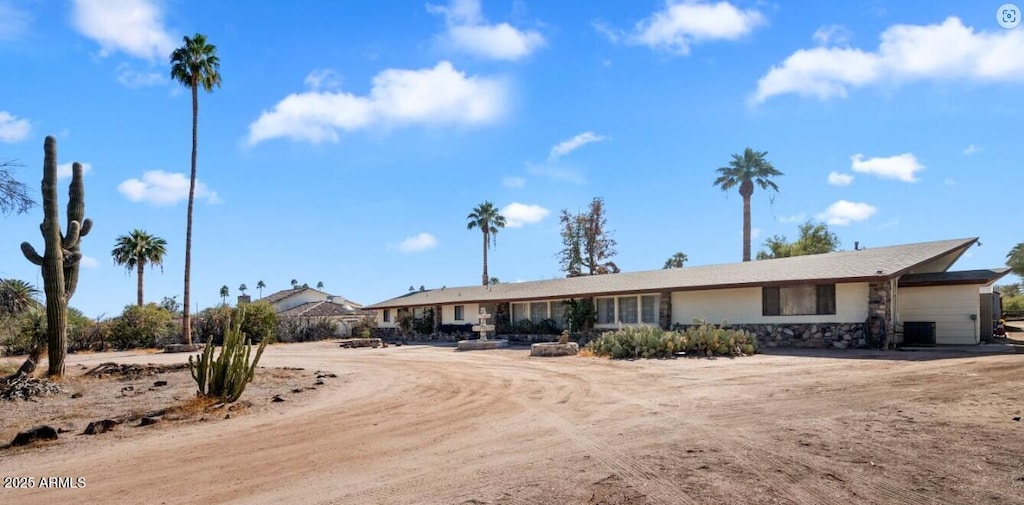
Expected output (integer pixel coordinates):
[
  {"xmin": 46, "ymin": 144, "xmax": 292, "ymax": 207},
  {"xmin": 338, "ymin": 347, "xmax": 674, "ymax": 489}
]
[{"xmin": 576, "ymin": 347, "xmax": 596, "ymax": 358}]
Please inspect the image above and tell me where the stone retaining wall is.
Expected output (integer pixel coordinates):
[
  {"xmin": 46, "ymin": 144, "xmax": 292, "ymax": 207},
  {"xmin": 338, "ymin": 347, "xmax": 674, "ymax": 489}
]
[{"xmin": 673, "ymin": 323, "xmax": 867, "ymax": 349}]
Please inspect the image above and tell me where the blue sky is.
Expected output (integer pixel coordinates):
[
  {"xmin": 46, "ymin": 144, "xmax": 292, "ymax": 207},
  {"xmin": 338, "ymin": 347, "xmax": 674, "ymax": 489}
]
[{"xmin": 1, "ymin": 0, "xmax": 1021, "ymax": 318}]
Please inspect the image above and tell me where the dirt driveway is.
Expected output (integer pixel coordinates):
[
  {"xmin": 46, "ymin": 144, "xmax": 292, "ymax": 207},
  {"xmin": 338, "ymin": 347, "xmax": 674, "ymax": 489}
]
[{"xmin": 2, "ymin": 343, "xmax": 1023, "ymax": 504}]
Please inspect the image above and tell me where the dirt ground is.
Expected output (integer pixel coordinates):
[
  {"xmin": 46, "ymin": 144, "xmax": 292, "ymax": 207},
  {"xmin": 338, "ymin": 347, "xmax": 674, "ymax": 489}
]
[{"xmin": 2, "ymin": 339, "xmax": 1023, "ymax": 505}]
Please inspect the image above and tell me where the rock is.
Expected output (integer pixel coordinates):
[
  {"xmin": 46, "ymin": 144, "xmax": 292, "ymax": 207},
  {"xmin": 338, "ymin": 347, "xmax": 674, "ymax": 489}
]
[
  {"xmin": 314, "ymin": 379, "xmax": 325, "ymax": 386},
  {"xmin": 1014, "ymin": 416, "xmax": 1021, "ymax": 422},
  {"xmin": 11, "ymin": 425, "xmax": 59, "ymax": 446},
  {"xmin": 530, "ymin": 342, "xmax": 579, "ymax": 357},
  {"xmin": 139, "ymin": 417, "xmax": 160, "ymax": 427},
  {"xmin": 291, "ymin": 388, "xmax": 304, "ymax": 394},
  {"xmin": 71, "ymin": 392, "xmax": 83, "ymax": 399},
  {"xmin": 272, "ymin": 395, "xmax": 285, "ymax": 402},
  {"xmin": 121, "ymin": 385, "xmax": 134, "ymax": 393},
  {"xmin": 83, "ymin": 419, "xmax": 118, "ymax": 435},
  {"xmin": 153, "ymin": 380, "xmax": 168, "ymax": 387},
  {"xmin": 315, "ymin": 372, "xmax": 337, "ymax": 379},
  {"xmin": 832, "ymin": 340, "xmax": 849, "ymax": 349},
  {"xmin": 782, "ymin": 328, "xmax": 795, "ymax": 336}
]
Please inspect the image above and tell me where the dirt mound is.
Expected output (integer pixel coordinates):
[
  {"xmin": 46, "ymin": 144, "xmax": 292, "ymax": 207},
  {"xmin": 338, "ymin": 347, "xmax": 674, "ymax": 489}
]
[{"xmin": 84, "ymin": 362, "xmax": 189, "ymax": 380}]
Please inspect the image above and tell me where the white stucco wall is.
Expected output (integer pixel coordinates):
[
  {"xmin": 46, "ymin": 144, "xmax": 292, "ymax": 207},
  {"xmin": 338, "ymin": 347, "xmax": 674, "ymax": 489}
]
[
  {"xmin": 671, "ymin": 283, "xmax": 870, "ymax": 325},
  {"xmin": 897, "ymin": 285, "xmax": 981, "ymax": 345},
  {"xmin": 377, "ymin": 309, "xmax": 397, "ymax": 328},
  {"xmin": 441, "ymin": 303, "xmax": 481, "ymax": 325}
]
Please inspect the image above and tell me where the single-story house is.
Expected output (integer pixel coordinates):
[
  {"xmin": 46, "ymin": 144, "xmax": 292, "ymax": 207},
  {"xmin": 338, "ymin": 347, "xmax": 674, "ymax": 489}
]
[
  {"xmin": 363, "ymin": 237, "xmax": 1010, "ymax": 348},
  {"xmin": 255, "ymin": 287, "xmax": 373, "ymax": 335}
]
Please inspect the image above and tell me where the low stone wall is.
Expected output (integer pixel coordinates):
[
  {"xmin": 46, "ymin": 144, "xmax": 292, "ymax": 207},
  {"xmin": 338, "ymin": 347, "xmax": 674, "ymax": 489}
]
[{"xmin": 720, "ymin": 323, "xmax": 867, "ymax": 349}]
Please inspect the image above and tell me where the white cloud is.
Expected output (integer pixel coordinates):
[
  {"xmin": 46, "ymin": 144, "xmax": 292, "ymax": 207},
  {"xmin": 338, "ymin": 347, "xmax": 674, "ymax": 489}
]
[
  {"xmin": 247, "ymin": 61, "xmax": 507, "ymax": 145},
  {"xmin": 397, "ymin": 232, "xmax": 439, "ymax": 253},
  {"xmin": 778, "ymin": 213, "xmax": 806, "ymax": 223},
  {"xmin": 0, "ymin": 111, "xmax": 30, "ymax": 142},
  {"xmin": 0, "ymin": 2, "xmax": 32, "ymax": 40},
  {"xmin": 813, "ymin": 24, "xmax": 851, "ymax": 46},
  {"xmin": 962, "ymin": 144, "xmax": 982, "ymax": 155},
  {"xmin": 502, "ymin": 176, "xmax": 526, "ymax": 189},
  {"xmin": 816, "ymin": 200, "xmax": 877, "ymax": 226},
  {"xmin": 57, "ymin": 162, "xmax": 93, "ymax": 180},
  {"xmin": 304, "ymin": 69, "xmax": 342, "ymax": 90},
  {"xmin": 606, "ymin": 0, "xmax": 766, "ymax": 56},
  {"xmin": 79, "ymin": 255, "xmax": 99, "ymax": 269},
  {"xmin": 850, "ymin": 153, "xmax": 924, "ymax": 182},
  {"xmin": 525, "ymin": 162, "xmax": 586, "ymax": 185},
  {"xmin": 427, "ymin": 0, "xmax": 545, "ymax": 61},
  {"xmin": 71, "ymin": 0, "xmax": 175, "ymax": 61},
  {"xmin": 501, "ymin": 202, "xmax": 549, "ymax": 228},
  {"xmin": 116, "ymin": 65, "xmax": 163, "ymax": 87},
  {"xmin": 827, "ymin": 171, "xmax": 854, "ymax": 186},
  {"xmin": 549, "ymin": 131, "xmax": 606, "ymax": 159},
  {"xmin": 117, "ymin": 170, "xmax": 221, "ymax": 205},
  {"xmin": 753, "ymin": 17, "xmax": 1024, "ymax": 103}
]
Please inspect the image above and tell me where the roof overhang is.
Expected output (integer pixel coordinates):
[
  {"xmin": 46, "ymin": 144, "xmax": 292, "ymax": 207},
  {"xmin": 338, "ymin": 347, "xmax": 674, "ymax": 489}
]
[{"xmin": 898, "ymin": 268, "xmax": 1012, "ymax": 288}]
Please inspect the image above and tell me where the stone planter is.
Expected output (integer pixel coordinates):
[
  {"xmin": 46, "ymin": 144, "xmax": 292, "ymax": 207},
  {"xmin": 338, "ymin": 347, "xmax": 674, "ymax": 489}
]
[
  {"xmin": 530, "ymin": 342, "xmax": 579, "ymax": 357},
  {"xmin": 457, "ymin": 339, "xmax": 508, "ymax": 351},
  {"xmin": 163, "ymin": 344, "xmax": 204, "ymax": 353}
]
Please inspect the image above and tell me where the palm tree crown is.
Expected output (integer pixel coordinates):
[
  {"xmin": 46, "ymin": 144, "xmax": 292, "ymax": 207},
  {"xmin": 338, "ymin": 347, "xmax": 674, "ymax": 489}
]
[
  {"xmin": 0, "ymin": 278, "xmax": 40, "ymax": 319},
  {"xmin": 170, "ymin": 32, "xmax": 221, "ymax": 347},
  {"xmin": 239, "ymin": 283, "xmax": 248, "ymax": 295},
  {"xmin": 219, "ymin": 285, "xmax": 229, "ymax": 304},
  {"xmin": 467, "ymin": 201, "xmax": 507, "ymax": 286},
  {"xmin": 1008, "ymin": 242, "xmax": 1024, "ymax": 278},
  {"xmin": 112, "ymin": 230, "xmax": 168, "ymax": 306},
  {"xmin": 713, "ymin": 148, "xmax": 783, "ymax": 262}
]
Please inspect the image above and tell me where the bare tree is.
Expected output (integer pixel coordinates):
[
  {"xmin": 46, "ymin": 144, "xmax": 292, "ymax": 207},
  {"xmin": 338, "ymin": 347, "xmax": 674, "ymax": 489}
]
[{"xmin": 0, "ymin": 159, "xmax": 35, "ymax": 216}]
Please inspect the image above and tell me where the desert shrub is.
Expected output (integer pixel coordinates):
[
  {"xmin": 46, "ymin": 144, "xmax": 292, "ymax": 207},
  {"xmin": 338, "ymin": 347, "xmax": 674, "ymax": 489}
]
[
  {"xmin": 587, "ymin": 322, "xmax": 757, "ymax": 359},
  {"xmin": 536, "ymin": 318, "xmax": 560, "ymax": 335},
  {"xmin": 512, "ymin": 318, "xmax": 534, "ymax": 334},
  {"xmin": 1, "ymin": 310, "xmax": 46, "ymax": 356},
  {"xmin": 189, "ymin": 308, "xmax": 267, "ymax": 403},
  {"xmin": 192, "ymin": 305, "xmax": 234, "ymax": 345},
  {"xmin": 275, "ymin": 317, "xmax": 337, "ymax": 343},
  {"xmin": 437, "ymin": 323, "xmax": 473, "ymax": 335},
  {"xmin": 351, "ymin": 314, "xmax": 378, "ymax": 339},
  {"xmin": 66, "ymin": 307, "xmax": 95, "ymax": 352},
  {"xmin": 109, "ymin": 304, "xmax": 177, "ymax": 349},
  {"xmin": 80, "ymin": 319, "xmax": 114, "ymax": 352},
  {"xmin": 237, "ymin": 301, "xmax": 277, "ymax": 343}
]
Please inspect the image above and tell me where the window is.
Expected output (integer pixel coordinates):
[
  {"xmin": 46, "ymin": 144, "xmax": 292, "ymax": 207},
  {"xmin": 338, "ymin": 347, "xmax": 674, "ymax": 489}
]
[
  {"xmin": 382, "ymin": 309, "xmax": 390, "ymax": 323},
  {"xmin": 530, "ymin": 302, "xmax": 548, "ymax": 324},
  {"xmin": 641, "ymin": 295, "xmax": 659, "ymax": 324},
  {"xmin": 596, "ymin": 297, "xmax": 615, "ymax": 324},
  {"xmin": 413, "ymin": 307, "xmax": 423, "ymax": 319},
  {"xmin": 618, "ymin": 297, "xmax": 638, "ymax": 324},
  {"xmin": 454, "ymin": 305, "xmax": 464, "ymax": 321},
  {"xmin": 762, "ymin": 284, "xmax": 836, "ymax": 316},
  {"xmin": 511, "ymin": 302, "xmax": 528, "ymax": 322}
]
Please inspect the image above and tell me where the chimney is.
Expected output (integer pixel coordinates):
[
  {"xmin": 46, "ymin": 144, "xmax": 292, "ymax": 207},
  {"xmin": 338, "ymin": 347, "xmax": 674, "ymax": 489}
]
[
  {"xmin": 854, "ymin": 241, "xmax": 860, "ymax": 251},
  {"xmin": 237, "ymin": 295, "xmax": 251, "ymax": 305}
]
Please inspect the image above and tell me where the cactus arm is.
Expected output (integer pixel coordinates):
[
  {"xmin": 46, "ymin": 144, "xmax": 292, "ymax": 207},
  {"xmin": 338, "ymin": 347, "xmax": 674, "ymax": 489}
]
[
  {"xmin": 63, "ymin": 220, "xmax": 81, "ymax": 249},
  {"xmin": 79, "ymin": 218, "xmax": 92, "ymax": 237},
  {"xmin": 21, "ymin": 242, "xmax": 44, "ymax": 265},
  {"xmin": 64, "ymin": 251, "xmax": 82, "ymax": 266}
]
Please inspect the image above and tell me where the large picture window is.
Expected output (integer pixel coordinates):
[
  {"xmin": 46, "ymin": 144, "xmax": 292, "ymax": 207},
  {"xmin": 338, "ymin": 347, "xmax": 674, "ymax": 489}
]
[
  {"xmin": 618, "ymin": 297, "xmax": 638, "ymax": 324},
  {"xmin": 530, "ymin": 302, "xmax": 548, "ymax": 324},
  {"xmin": 763, "ymin": 284, "xmax": 836, "ymax": 316},
  {"xmin": 641, "ymin": 295, "xmax": 659, "ymax": 324},
  {"xmin": 511, "ymin": 302, "xmax": 528, "ymax": 322}
]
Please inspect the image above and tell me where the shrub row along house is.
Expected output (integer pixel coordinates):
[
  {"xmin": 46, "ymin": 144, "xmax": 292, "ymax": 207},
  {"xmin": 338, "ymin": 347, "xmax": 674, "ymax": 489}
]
[{"xmin": 365, "ymin": 238, "xmax": 1009, "ymax": 348}]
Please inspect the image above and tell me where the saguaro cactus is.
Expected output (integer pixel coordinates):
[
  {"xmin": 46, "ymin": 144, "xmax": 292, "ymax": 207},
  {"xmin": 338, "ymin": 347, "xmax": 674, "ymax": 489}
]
[{"xmin": 20, "ymin": 136, "xmax": 91, "ymax": 377}]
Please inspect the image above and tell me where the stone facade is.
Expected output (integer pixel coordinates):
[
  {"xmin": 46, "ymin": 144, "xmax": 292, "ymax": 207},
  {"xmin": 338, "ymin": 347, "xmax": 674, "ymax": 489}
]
[
  {"xmin": 867, "ymin": 281, "xmax": 891, "ymax": 348},
  {"xmin": 658, "ymin": 291, "xmax": 672, "ymax": 330},
  {"xmin": 674, "ymin": 322, "xmax": 868, "ymax": 349}
]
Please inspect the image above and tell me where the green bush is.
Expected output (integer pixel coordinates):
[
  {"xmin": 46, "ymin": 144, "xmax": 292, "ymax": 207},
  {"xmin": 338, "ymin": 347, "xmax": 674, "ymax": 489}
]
[
  {"xmin": 351, "ymin": 314, "xmax": 377, "ymax": 339},
  {"xmin": 109, "ymin": 304, "xmax": 177, "ymax": 349},
  {"xmin": 189, "ymin": 308, "xmax": 267, "ymax": 403},
  {"xmin": 1, "ymin": 310, "xmax": 46, "ymax": 356},
  {"xmin": 237, "ymin": 301, "xmax": 277, "ymax": 343},
  {"xmin": 586, "ymin": 322, "xmax": 758, "ymax": 359}
]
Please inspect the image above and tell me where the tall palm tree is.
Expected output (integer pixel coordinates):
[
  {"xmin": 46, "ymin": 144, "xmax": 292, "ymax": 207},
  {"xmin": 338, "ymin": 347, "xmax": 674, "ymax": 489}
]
[
  {"xmin": 256, "ymin": 280, "xmax": 266, "ymax": 298},
  {"xmin": 1008, "ymin": 242, "xmax": 1024, "ymax": 278},
  {"xmin": 111, "ymin": 230, "xmax": 168, "ymax": 307},
  {"xmin": 0, "ymin": 278, "xmax": 40, "ymax": 320},
  {"xmin": 219, "ymin": 285, "xmax": 229, "ymax": 304},
  {"xmin": 467, "ymin": 201, "xmax": 506, "ymax": 286},
  {"xmin": 713, "ymin": 148, "xmax": 783, "ymax": 262},
  {"xmin": 238, "ymin": 283, "xmax": 248, "ymax": 296},
  {"xmin": 170, "ymin": 33, "xmax": 221, "ymax": 346},
  {"xmin": 663, "ymin": 252, "xmax": 688, "ymax": 269}
]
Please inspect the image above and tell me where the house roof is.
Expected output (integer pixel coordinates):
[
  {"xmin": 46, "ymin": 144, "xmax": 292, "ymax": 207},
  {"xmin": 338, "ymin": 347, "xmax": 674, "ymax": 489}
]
[
  {"xmin": 260, "ymin": 286, "xmax": 362, "ymax": 308},
  {"xmin": 364, "ymin": 237, "xmax": 979, "ymax": 310},
  {"xmin": 278, "ymin": 300, "xmax": 370, "ymax": 318},
  {"xmin": 898, "ymin": 268, "xmax": 1011, "ymax": 287}
]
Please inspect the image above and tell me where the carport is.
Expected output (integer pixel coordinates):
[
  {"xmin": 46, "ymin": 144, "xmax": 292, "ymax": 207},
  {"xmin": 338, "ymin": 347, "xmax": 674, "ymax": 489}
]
[{"xmin": 895, "ymin": 268, "xmax": 1011, "ymax": 345}]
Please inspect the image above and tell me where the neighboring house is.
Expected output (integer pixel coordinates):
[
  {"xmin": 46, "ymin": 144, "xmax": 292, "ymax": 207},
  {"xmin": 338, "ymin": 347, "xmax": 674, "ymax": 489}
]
[
  {"xmin": 256, "ymin": 287, "xmax": 372, "ymax": 335},
  {"xmin": 364, "ymin": 238, "xmax": 1010, "ymax": 348}
]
